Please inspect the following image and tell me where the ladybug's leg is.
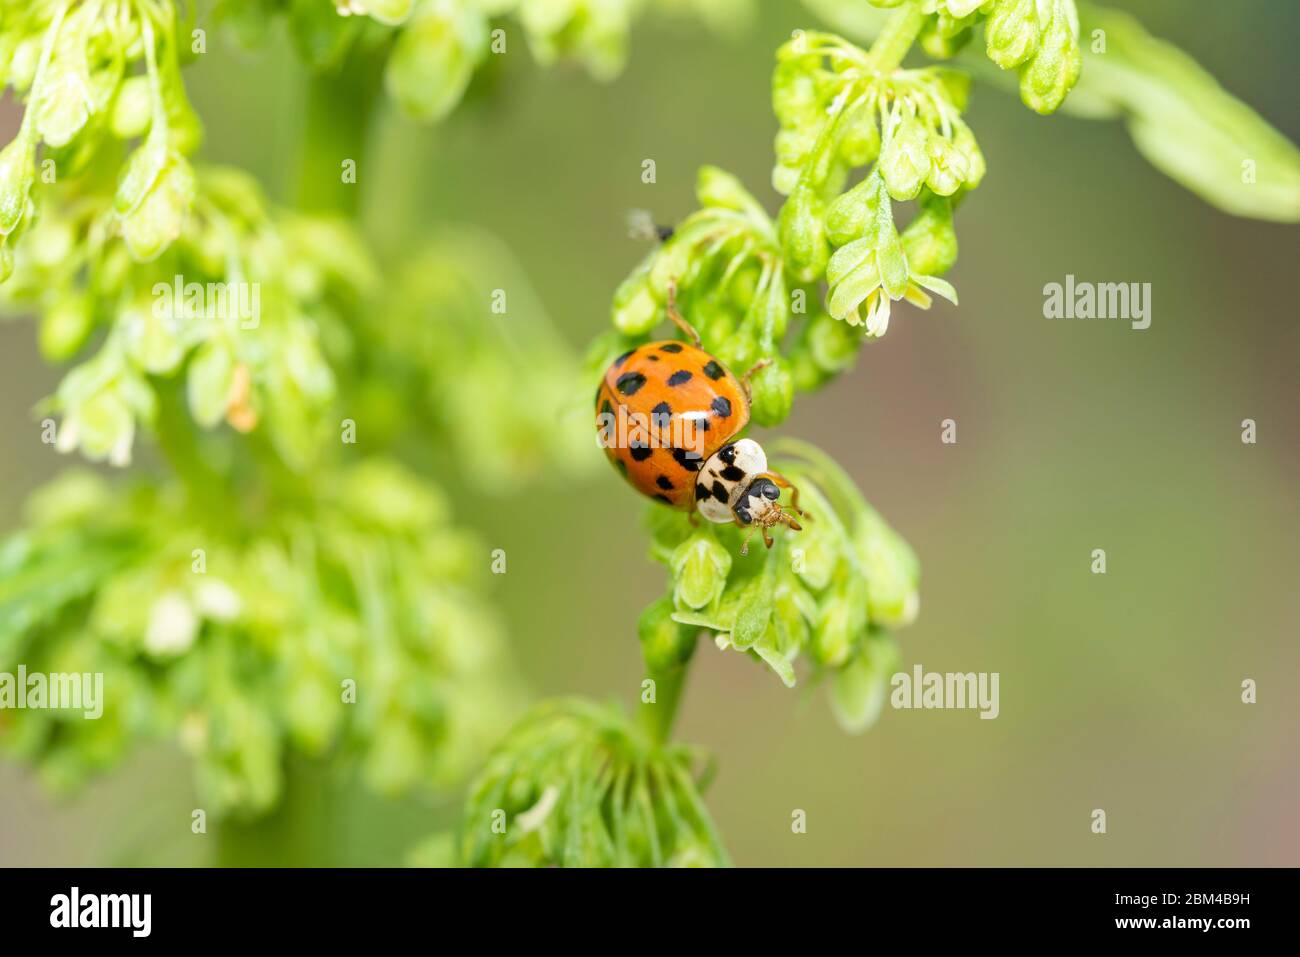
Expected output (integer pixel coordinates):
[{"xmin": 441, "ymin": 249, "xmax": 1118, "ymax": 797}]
[
  {"xmin": 740, "ymin": 359, "xmax": 773, "ymax": 403},
  {"xmin": 762, "ymin": 528, "xmax": 775, "ymax": 549},
  {"xmin": 688, "ymin": 509, "xmax": 700, "ymax": 527},
  {"xmin": 761, "ymin": 470, "xmax": 809, "ymax": 519},
  {"xmin": 665, "ymin": 280, "xmax": 702, "ymax": 347}
]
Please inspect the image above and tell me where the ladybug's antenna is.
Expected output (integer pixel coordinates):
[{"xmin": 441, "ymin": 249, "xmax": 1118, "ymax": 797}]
[{"xmin": 627, "ymin": 209, "xmax": 674, "ymax": 243}]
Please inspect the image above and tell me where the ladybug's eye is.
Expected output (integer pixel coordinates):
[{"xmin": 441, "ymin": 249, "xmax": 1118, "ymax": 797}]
[{"xmin": 760, "ymin": 481, "xmax": 780, "ymax": 500}]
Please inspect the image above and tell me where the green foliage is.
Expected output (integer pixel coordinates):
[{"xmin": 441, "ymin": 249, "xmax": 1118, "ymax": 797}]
[
  {"xmin": 446, "ymin": 699, "xmax": 728, "ymax": 867},
  {"xmin": 0, "ymin": 462, "xmax": 520, "ymax": 816}
]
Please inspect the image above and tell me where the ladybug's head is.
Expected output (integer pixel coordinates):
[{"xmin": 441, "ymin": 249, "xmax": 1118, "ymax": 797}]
[{"xmin": 733, "ymin": 469, "xmax": 803, "ymax": 556}]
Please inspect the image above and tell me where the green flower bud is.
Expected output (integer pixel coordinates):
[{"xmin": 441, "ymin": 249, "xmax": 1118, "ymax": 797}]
[
  {"xmin": 0, "ymin": 133, "xmax": 36, "ymax": 236},
  {"xmin": 952, "ymin": 120, "xmax": 986, "ymax": 188},
  {"xmin": 985, "ymin": 0, "xmax": 1040, "ymax": 69},
  {"xmin": 727, "ymin": 259, "xmax": 762, "ymax": 310},
  {"xmin": 66, "ymin": 387, "xmax": 135, "ymax": 465},
  {"xmin": 748, "ymin": 356, "xmax": 793, "ymax": 427},
  {"xmin": 715, "ymin": 323, "xmax": 759, "ymax": 377},
  {"xmin": 35, "ymin": 31, "xmax": 93, "ymax": 148},
  {"xmin": 829, "ymin": 633, "xmax": 899, "ymax": 733},
  {"xmin": 121, "ymin": 155, "xmax": 196, "ymax": 262},
  {"xmin": 115, "ymin": 125, "xmax": 170, "ymax": 218},
  {"xmin": 187, "ymin": 340, "xmax": 236, "ymax": 428},
  {"xmin": 639, "ymin": 596, "xmax": 699, "ymax": 671},
  {"xmin": 772, "ymin": 162, "xmax": 801, "ymax": 196},
  {"xmin": 39, "ymin": 292, "xmax": 94, "ymax": 362},
  {"xmin": 789, "ymin": 348, "xmax": 827, "ymax": 392},
  {"xmin": 811, "ymin": 586, "xmax": 855, "ymax": 667},
  {"xmin": 837, "ymin": 102, "xmax": 880, "ymax": 167},
  {"xmin": 384, "ymin": 7, "xmax": 484, "ymax": 122},
  {"xmin": 879, "ymin": 117, "xmax": 931, "ymax": 201},
  {"xmin": 1019, "ymin": 3, "xmax": 1081, "ymax": 114},
  {"xmin": 648, "ymin": 239, "xmax": 693, "ymax": 300},
  {"xmin": 901, "ymin": 195, "xmax": 959, "ymax": 276},
  {"xmin": 856, "ymin": 520, "xmax": 920, "ymax": 628},
  {"xmin": 670, "ymin": 530, "xmax": 732, "ymax": 610},
  {"xmin": 807, "ymin": 311, "xmax": 860, "ymax": 374},
  {"xmin": 611, "ymin": 270, "xmax": 658, "ymax": 335},
  {"xmin": 778, "ymin": 184, "xmax": 829, "ymax": 283},
  {"xmin": 921, "ymin": 19, "xmax": 972, "ymax": 60},
  {"xmin": 122, "ymin": 295, "xmax": 183, "ymax": 374},
  {"xmin": 697, "ymin": 165, "xmax": 765, "ymax": 217},
  {"xmin": 825, "ymin": 173, "xmax": 879, "ymax": 246},
  {"xmin": 772, "ymin": 57, "xmax": 820, "ymax": 128},
  {"xmin": 8, "ymin": 37, "xmax": 40, "ymax": 92},
  {"xmin": 925, "ymin": 134, "xmax": 970, "ymax": 196},
  {"xmin": 358, "ymin": 0, "xmax": 415, "ymax": 26},
  {"xmin": 110, "ymin": 76, "xmax": 153, "ymax": 139}
]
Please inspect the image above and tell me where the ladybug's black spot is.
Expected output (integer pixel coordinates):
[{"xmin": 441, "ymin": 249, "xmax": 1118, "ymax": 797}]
[
  {"xmin": 695, "ymin": 482, "xmax": 711, "ymax": 501},
  {"xmin": 719, "ymin": 443, "xmax": 737, "ymax": 465},
  {"xmin": 711, "ymin": 396, "xmax": 732, "ymax": 418},
  {"xmin": 659, "ymin": 342, "xmax": 684, "ymax": 354},
  {"xmin": 616, "ymin": 372, "xmax": 647, "ymax": 396},
  {"xmin": 656, "ymin": 475, "xmax": 674, "ymax": 491},
  {"xmin": 711, "ymin": 481, "xmax": 729, "ymax": 501},
  {"xmin": 671, "ymin": 448, "xmax": 703, "ymax": 472},
  {"xmin": 629, "ymin": 442, "xmax": 653, "ymax": 462},
  {"xmin": 651, "ymin": 401, "xmax": 672, "ymax": 430},
  {"xmin": 647, "ymin": 354, "xmax": 660, "ymax": 362},
  {"xmin": 667, "ymin": 370, "xmax": 693, "ymax": 387},
  {"xmin": 654, "ymin": 494, "xmax": 673, "ymax": 505},
  {"xmin": 614, "ymin": 349, "xmax": 636, "ymax": 368},
  {"xmin": 721, "ymin": 465, "xmax": 745, "ymax": 482},
  {"xmin": 702, "ymin": 360, "xmax": 725, "ymax": 380}
]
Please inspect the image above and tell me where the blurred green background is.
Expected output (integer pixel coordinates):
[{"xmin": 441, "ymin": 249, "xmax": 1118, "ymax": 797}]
[{"xmin": 1, "ymin": 0, "xmax": 1296, "ymax": 866}]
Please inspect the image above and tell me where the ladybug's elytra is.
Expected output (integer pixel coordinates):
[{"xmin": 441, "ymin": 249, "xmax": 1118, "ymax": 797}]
[{"xmin": 595, "ymin": 284, "xmax": 806, "ymax": 553}]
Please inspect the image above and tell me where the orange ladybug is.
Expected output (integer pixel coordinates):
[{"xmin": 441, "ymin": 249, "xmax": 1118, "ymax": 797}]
[{"xmin": 595, "ymin": 284, "xmax": 805, "ymax": 552}]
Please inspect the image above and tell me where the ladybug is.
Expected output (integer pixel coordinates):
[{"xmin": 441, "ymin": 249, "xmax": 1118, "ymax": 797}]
[{"xmin": 595, "ymin": 284, "xmax": 806, "ymax": 552}]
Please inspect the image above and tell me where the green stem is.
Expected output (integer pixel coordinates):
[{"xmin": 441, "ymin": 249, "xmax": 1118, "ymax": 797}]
[
  {"xmin": 296, "ymin": 50, "xmax": 386, "ymax": 215},
  {"xmin": 868, "ymin": 3, "xmax": 925, "ymax": 72},
  {"xmin": 638, "ymin": 660, "xmax": 690, "ymax": 747}
]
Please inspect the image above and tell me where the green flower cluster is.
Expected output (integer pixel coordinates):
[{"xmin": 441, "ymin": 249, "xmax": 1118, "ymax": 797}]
[
  {"xmin": 226, "ymin": 0, "xmax": 753, "ymax": 123},
  {"xmin": 445, "ymin": 699, "xmax": 728, "ymax": 867},
  {"xmin": 773, "ymin": 29, "xmax": 976, "ymax": 337},
  {"xmin": 644, "ymin": 439, "xmax": 915, "ymax": 732},
  {"xmin": 0, "ymin": 0, "xmax": 201, "ymax": 276},
  {"xmin": 1, "ymin": 166, "xmax": 361, "ymax": 470},
  {"xmin": 0, "ymin": 461, "xmax": 520, "ymax": 816},
  {"xmin": 869, "ymin": 0, "xmax": 1082, "ymax": 114}
]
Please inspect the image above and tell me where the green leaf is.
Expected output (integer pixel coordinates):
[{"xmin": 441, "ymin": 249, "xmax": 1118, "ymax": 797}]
[{"xmin": 1072, "ymin": 4, "xmax": 1300, "ymax": 221}]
